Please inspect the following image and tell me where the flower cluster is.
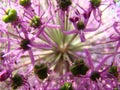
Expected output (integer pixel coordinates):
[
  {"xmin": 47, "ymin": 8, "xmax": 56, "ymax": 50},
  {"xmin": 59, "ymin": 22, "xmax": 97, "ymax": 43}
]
[{"xmin": 0, "ymin": 0, "xmax": 120, "ymax": 90}]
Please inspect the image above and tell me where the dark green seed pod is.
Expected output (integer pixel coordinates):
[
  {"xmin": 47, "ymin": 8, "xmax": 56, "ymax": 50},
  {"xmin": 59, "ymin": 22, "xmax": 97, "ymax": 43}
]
[
  {"xmin": 2, "ymin": 9, "xmax": 17, "ymax": 23},
  {"xmin": 90, "ymin": 0, "xmax": 101, "ymax": 8},
  {"xmin": 34, "ymin": 63, "xmax": 48, "ymax": 80},
  {"xmin": 12, "ymin": 74, "xmax": 23, "ymax": 89},
  {"xmin": 30, "ymin": 16, "xmax": 41, "ymax": 28},
  {"xmin": 109, "ymin": 66, "xmax": 118, "ymax": 77},
  {"xmin": 58, "ymin": 0, "xmax": 72, "ymax": 10},
  {"xmin": 70, "ymin": 60, "xmax": 89, "ymax": 76},
  {"xmin": 20, "ymin": 39, "xmax": 30, "ymax": 50},
  {"xmin": 60, "ymin": 82, "xmax": 74, "ymax": 90},
  {"xmin": 19, "ymin": 0, "xmax": 31, "ymax": 6},
  {"xmin": 76, "ymin": 21, "xmax": 85, "ymax": 30},
  {"xmin": 90, "ymin": 71, "xmax": 100, "ymax": 81}
]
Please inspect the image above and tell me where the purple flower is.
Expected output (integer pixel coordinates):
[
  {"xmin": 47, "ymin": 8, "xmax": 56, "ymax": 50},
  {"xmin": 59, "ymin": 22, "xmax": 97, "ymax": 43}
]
[{"xmin": 0, "ymin": 0, "xmax": 120, "ymax": 90}]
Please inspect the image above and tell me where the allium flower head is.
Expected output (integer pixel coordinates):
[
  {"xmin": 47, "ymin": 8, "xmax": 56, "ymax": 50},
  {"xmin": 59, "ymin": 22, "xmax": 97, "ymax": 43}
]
[{"xmin": 0, "ymin": 0, "xmax": 120, "ymax": 90}]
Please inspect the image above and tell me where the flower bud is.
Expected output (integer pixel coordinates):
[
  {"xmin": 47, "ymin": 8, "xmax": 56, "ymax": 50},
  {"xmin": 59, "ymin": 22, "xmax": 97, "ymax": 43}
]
[
  {"xmin": 90, "ymin": 71, "xmax": 100, "ymax": 81},
  {"xmin": 7, "ymin": 9, "xmax": 17, "ymax": 21},
  {"xmin": 19, "ymin": 0, "xmax": 31, "ymax": 6},
  {"xmin": 30, "ymin": 16, "xmax": 41, "ymax": 28},
  {"xmin": 60, "ymin": 82, "xmax": 73, "ymax": 90},
  {"xmin": 34, "ymin": 63, "xmax": 48, "ymax": 80},
  {"xmin": 70, "ymin": 60, "xmax": 89, "ymax": 76},
  {"xmin": 2, "ymin": 9, "xmax": 17, "ymax": 23}
]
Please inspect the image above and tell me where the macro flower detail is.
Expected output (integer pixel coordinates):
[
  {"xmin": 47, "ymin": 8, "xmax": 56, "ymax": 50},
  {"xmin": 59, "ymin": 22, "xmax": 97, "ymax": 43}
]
[
  {"xmin": 34, "ymin": 63, "xmax": 48, "ymax": 80},
  {"xmin": 2, "ymin": 8, "xmax": 17, "ymax": 23},
  {"xmin": 0, "ymin": 0, "xmax": 120, "ymax": 89}
]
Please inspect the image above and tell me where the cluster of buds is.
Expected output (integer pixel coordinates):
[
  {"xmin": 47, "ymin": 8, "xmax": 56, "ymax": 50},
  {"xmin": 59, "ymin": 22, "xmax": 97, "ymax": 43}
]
[{"xmin": 0, "ymin": 0, "xmax": 120, "ymax": 90}]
